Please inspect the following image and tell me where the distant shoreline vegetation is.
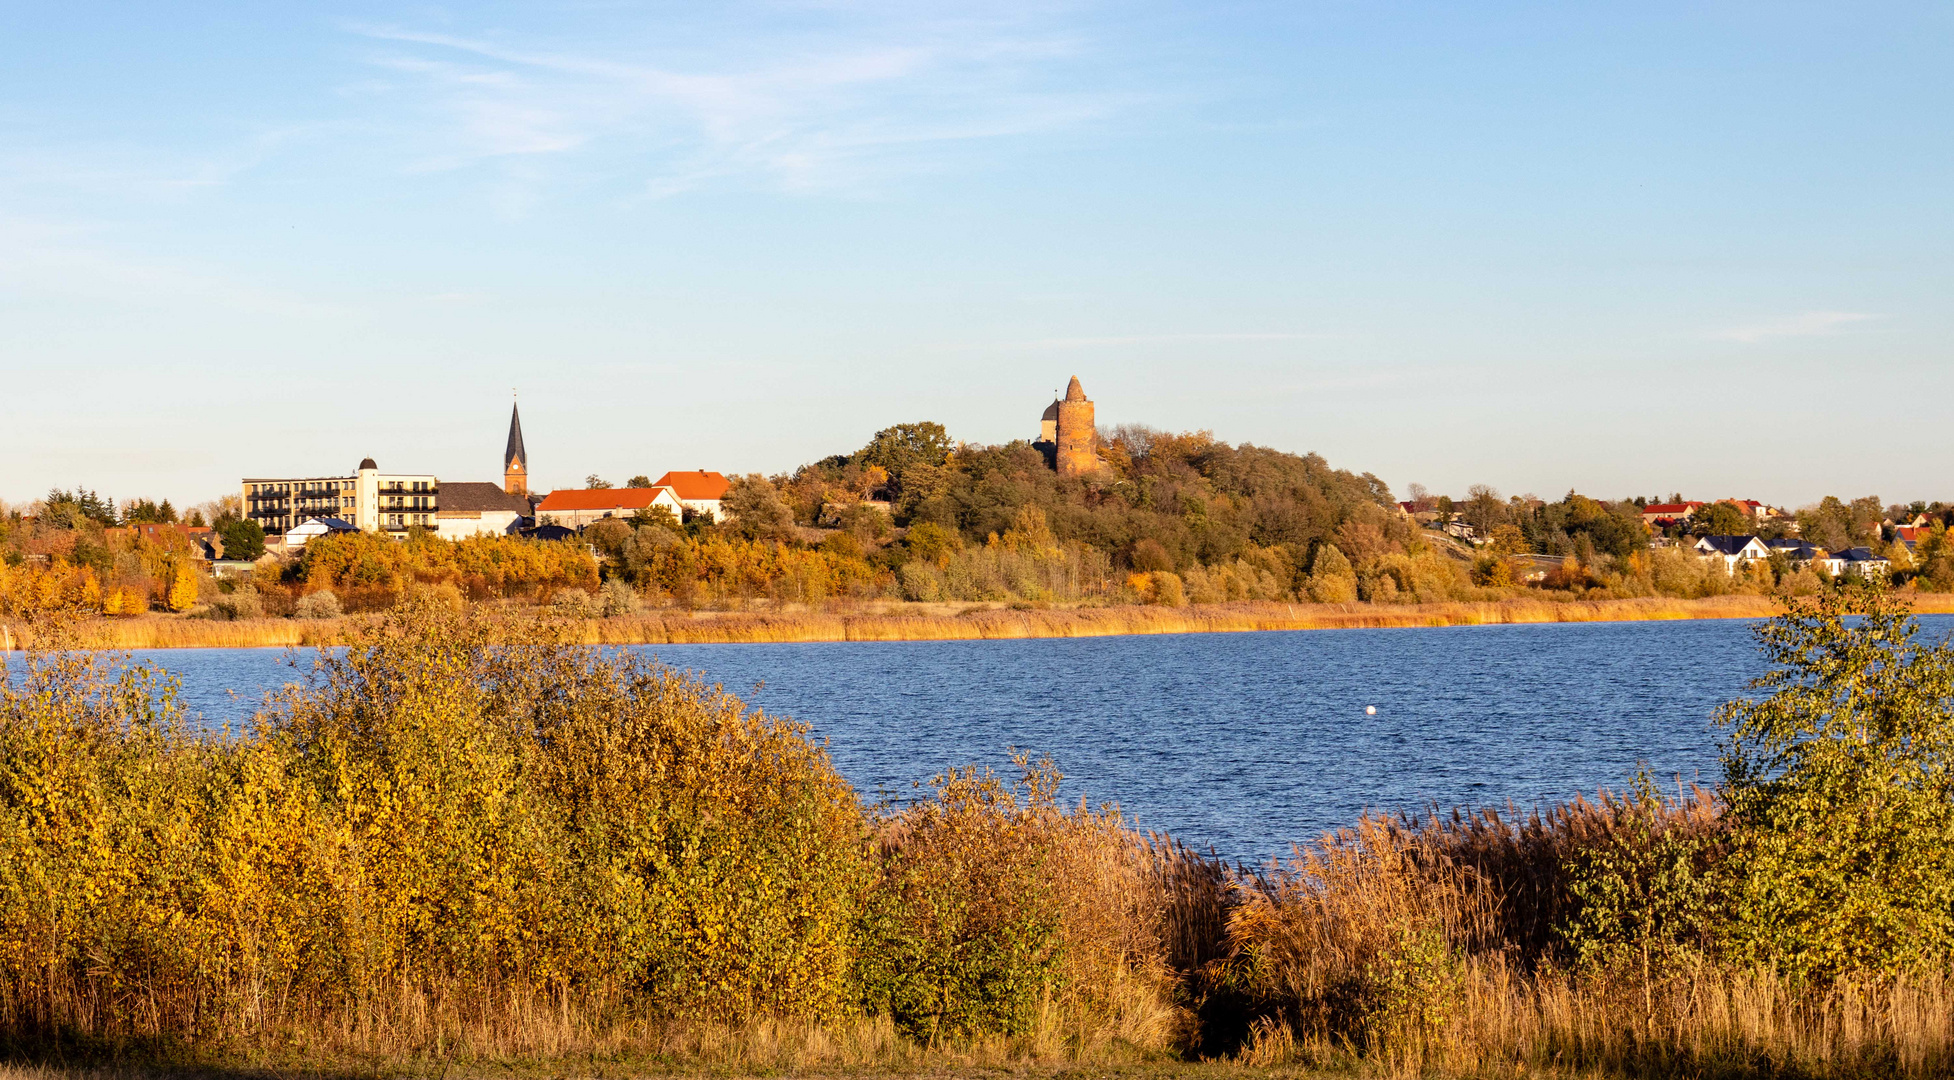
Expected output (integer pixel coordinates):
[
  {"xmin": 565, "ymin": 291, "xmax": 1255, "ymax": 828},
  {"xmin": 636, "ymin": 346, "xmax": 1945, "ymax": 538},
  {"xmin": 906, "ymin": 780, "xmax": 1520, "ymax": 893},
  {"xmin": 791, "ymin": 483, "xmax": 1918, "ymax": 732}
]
[
  {"xmin": 2, "ymin": 584, "xmax": 1952, "ymax": 1076},
  {"xmin": 4, "ymin": 424, "xmax": 1946, "ymax": 629},
  {"xmin": 14, "ymin": 593, "xmax": 1954, "ymax": 651}
]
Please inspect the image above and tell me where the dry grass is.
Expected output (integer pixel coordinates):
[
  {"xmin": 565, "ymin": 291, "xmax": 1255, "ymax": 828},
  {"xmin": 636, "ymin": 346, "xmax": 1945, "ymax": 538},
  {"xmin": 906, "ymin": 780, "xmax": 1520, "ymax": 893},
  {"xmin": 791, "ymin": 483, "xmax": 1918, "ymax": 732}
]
[{"xmin": 20, "ymin": 593, "xmax": 1954, "ymax": 650}]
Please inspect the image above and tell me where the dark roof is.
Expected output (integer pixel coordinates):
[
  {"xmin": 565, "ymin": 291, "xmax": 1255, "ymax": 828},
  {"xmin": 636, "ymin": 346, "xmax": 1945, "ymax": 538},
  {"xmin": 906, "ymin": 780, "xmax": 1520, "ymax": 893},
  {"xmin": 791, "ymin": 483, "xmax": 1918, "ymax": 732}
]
[
  {"xmin": 1041, "ymin": 400, "xmax": 1060, "ymax": 421},
  {"xmin": 1767, "ymin": 538, "xmax": 1819, "ymax": 556},
  {"xmin": 358, "ymin": 457, "xmax": 378, "ymax": 471},
  {"xmin": 524, "ymin": 524, "xmax": 577, "ymax": 542},
  {"xmin": 302, "ymin": 517, "xmax": 359, "ymax": 531},
  {"xmin": 1697, "ymin": 534, "xmax": 1759, "ymax": 555},
  {"xmin": 438, "ymin": 481, "xmax": 531, "ymax": 513},
  {"xmin": 505, "ymin": 403, "xmax": 527, "ymax": 469},
  {"xmin": 1833, "ymin": 547, "xmax": 1884, "ymax": 562}
]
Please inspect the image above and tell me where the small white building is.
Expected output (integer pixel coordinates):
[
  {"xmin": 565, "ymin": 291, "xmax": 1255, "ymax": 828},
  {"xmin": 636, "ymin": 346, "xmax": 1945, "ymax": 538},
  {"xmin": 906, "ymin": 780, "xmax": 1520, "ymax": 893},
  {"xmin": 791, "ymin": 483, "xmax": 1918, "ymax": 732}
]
[
  {"xmin": 284, "ymin": 517, "xmax": 360, "ymax": 549},
  {"xmin": 1815, "ymin": 547, "xmax": 1891, "ymax": 578},
  {"xmin": 434, "ymin": 482, "xmax": 531, "ymax": 539},
  {"xmin": 652, "ymin": 471, "xmax": 732, "ymax": 522},
  {"xmin": 1694, "ymin": 534, "xmax": 1770, "ymax": 569}
]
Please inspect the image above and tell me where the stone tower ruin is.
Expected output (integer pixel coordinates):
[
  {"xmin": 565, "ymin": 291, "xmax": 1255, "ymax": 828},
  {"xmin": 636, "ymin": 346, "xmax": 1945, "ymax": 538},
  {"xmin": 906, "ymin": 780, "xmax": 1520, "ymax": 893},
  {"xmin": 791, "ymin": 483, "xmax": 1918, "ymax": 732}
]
[{"xmin": 1054, "ymin": 375, "xmax": 1098, "ymax": 477}]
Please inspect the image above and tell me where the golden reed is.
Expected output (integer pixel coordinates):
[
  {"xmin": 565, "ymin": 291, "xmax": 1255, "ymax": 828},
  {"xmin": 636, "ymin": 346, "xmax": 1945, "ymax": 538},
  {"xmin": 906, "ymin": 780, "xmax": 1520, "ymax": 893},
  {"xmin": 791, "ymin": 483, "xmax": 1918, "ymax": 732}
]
[{"xmin": 17, "ymin": 593, "xmax": 1954, "ymax": 651}]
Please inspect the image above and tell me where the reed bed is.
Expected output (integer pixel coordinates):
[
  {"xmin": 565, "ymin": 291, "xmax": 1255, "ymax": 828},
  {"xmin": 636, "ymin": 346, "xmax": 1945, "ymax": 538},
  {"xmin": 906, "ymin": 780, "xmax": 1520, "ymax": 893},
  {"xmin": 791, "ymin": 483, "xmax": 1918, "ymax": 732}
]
[{"xmin": 20, "ymin": 592, "xmax": 1954, "ymax": 651}]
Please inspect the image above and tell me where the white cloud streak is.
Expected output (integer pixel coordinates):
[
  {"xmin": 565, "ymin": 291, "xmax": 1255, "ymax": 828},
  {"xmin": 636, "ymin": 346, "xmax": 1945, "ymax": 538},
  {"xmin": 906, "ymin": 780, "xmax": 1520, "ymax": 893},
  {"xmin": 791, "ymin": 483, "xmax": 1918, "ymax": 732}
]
[
  {"xmin": 1711, "ymin": 311, "xmax": 1881, "ymax": 343},
  {"xmin": 343, "ymin": 8, "xmax": 1138, "ymax": 199}
]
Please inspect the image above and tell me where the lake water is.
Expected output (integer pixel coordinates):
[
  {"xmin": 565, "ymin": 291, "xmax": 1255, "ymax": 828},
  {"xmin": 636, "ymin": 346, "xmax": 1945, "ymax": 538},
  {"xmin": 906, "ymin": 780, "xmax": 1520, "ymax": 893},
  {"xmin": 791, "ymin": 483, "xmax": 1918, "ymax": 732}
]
[{"xmin": 100, "ymin": 616, "xmax": 1954, "ymax": 865}]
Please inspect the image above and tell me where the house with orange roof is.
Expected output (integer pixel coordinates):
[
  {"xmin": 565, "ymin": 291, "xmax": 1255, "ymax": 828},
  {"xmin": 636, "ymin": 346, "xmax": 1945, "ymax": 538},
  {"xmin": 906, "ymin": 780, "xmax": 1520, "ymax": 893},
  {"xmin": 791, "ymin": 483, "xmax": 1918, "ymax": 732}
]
[
  {"xmin": 534, "ymin": 486, "xmax": 685, "ymax": 532},
  {"xmin": 652, "ymin": 471, "xmax": 731, "ymax": 522}
]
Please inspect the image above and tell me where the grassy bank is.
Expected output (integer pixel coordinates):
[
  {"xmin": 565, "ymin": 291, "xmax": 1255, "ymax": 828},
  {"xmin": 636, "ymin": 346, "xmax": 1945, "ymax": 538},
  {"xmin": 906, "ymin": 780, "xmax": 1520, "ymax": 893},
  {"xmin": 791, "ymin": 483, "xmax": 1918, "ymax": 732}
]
[{"xmin": 15, "ymin": 592, "xmax": 1954, "ymax": 650}]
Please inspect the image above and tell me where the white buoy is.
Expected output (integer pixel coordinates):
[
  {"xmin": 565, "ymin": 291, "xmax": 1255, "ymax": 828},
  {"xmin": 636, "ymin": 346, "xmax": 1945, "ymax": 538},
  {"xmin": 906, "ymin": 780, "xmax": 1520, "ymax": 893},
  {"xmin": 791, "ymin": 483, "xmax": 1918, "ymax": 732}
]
[{"xmin": 1365, "ymin": 705, "xmax": 1377, "ymax": 716}]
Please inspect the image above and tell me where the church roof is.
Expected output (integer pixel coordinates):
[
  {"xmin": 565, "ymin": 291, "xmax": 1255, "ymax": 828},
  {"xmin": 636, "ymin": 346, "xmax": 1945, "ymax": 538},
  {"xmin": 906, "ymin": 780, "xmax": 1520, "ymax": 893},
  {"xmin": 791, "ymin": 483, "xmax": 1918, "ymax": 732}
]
[
  {"xmin": 505, "ymin": 403, "xmax": 527, "ymax": 468},
  {"xmin": 1064, "ymin": 375, "xmax": 1087, "ymax": 402}
]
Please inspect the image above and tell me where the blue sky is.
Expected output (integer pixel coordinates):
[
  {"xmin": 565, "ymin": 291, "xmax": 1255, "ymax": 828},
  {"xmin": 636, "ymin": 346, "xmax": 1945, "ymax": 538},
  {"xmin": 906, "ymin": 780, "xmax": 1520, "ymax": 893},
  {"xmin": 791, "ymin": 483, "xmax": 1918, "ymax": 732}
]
[{"xmin": 2, "ymin": 1, "xmax": 1949, "ymax": 509}]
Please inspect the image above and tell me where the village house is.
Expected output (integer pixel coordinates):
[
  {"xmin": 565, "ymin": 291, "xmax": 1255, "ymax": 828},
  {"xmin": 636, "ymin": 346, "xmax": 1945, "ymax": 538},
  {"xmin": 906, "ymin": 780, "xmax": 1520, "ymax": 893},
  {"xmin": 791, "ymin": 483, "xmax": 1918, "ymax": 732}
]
[
  {"xmin": 282, "ymin": 517, "xmax": 360, "ymax": 549},
  {"xmin": 652, "ymin": 471, "xmax": 732, "ymax": 521},
  {"xmin": 1766, "ymin": 537, "xmax": 1822, "ymax": 564},
  {"xmin": 434, "ymin": 482, "xmax": 532, "ymax": 538},
  {"xmin": 1694, "ymin": 534, "xmax": 1770, "ymax": 569},
  {"xmin": 534, "ymin": 486, "xmax": 687, "ymax": 531},
  {"xmin": 1641, "ymin": 502, "xmax": 1704, "ymax": 528},
  {"xmin": 1815, "ymin": 547, "xmax": 1891, "ymax": 578}
]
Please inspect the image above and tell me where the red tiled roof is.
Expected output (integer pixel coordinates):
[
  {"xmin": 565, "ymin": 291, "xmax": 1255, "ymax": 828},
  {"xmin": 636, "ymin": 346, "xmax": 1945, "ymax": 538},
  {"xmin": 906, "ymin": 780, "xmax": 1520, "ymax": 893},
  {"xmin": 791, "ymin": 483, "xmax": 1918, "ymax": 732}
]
[
  {"xmin": 653, "ymin": 471, "xmax": 730, "ymax": 500},
  {"xmin": 1643, "ymin": 502, "xmax": 1703, "ymax": 515},
  {"xmin": 535, "ymin": 488, "xmax": 676, "ymax": 512}
]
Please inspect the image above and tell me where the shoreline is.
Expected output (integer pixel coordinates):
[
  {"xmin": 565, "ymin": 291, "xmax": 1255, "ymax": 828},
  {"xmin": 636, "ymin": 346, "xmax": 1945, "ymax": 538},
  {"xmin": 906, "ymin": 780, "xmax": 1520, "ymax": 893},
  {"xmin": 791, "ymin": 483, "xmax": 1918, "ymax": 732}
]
[{"xmin": 10, "ymin": 593, "xmax": 1954, "ymax": 650}]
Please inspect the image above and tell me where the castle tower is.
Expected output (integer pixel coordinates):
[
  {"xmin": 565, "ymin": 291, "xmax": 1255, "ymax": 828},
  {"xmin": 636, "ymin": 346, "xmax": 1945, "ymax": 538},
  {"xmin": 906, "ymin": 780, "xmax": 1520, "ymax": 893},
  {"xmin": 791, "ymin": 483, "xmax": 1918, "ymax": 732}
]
[
  {"xmin": 1054, "ymin": 375, "xmax": 1098, "ymax": 477},
  {"xmin": 1039, "ymin": 399, "xmax": 1060, "ymax": 443},
  {"xmin": 503, "ymin": 402, "xmax": 528, "ymax": 496}
]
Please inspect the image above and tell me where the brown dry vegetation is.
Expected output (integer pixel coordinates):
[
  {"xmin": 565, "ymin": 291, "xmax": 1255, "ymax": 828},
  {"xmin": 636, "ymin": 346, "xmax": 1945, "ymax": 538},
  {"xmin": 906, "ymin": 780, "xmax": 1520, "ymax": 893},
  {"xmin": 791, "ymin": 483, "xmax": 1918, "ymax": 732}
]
[
  {"xmin": 3, "ymin": 596, "xmax": 1953, "ymax": 1078},
  {"xmin": 15, "ymin": 593, "xmax": 1954, "ymax": 651}
]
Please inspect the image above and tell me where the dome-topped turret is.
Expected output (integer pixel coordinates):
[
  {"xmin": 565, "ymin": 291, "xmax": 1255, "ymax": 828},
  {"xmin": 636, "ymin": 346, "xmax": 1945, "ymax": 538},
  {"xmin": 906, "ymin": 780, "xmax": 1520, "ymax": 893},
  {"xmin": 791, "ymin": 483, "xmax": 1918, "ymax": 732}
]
[
  {"xmin": 1041, "ymin": 400, "xmax": 1060, "ymax": 421},
  {"xmin": 1064, "ymin": 375, "xmax": 1087, "ymax": 402},
  {"xmin": 358, "ymin": 457, "xmax": 378, "ymax": 471}
]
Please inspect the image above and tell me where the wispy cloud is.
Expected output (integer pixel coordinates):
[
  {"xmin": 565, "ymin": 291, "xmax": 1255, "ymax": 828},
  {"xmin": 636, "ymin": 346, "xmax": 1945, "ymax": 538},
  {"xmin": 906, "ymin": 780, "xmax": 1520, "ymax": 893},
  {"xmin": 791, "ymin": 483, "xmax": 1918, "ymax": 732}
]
[
  {"xmin": 343, "ymin": 7, "xmax": 1140, "ymax": 199},
  {"xmin": 1711, "ymin": 311, "xmax": 1881, "ymax": 343},
  {"xmin": 968, "ymin": 332, "xmax": 1349, "ymax": 351}
]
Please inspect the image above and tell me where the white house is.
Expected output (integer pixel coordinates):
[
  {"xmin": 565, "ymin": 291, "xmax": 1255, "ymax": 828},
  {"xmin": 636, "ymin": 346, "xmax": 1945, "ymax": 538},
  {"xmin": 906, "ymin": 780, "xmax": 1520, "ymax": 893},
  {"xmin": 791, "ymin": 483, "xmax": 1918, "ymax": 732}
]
[
  {"xmin": 534, "ymin": 486, "xmax": 687, "ymax": 531},
  {"xmin": 1815, "ymin": 547, "xmax": 1891, "ymax": 578},
  {"xmin": 652, "ymin": 471, "xmax": 732, "ymax": 522},
  {"xmin": 284, "ymin": 516, "xmax": 360, "ymax": 549},
  {"xmin": 434, "ymin": 482, "xmax": 531, "ymax": 539},
  {"xmin": 1694, "ymin": 534, "xmax": 1770, "ymax": 569}
]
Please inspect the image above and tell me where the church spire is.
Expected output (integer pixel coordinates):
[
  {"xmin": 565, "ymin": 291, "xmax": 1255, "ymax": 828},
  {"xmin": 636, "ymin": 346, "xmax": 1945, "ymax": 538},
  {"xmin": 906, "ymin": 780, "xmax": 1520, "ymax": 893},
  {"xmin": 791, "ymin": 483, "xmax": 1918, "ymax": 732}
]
[
  {"xmin": 505, "ymin": 401, "xmax": 527, "ymax": 469},
  {"xmin": 503, "ymin": 399, "xmax": 529, "ymax": 496}
]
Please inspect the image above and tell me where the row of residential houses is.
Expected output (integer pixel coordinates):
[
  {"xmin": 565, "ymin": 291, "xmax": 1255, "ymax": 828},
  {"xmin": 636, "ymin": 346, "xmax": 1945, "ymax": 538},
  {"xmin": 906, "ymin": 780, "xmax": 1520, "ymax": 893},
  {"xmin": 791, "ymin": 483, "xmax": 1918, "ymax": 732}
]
[
  {"xmin": 1694, "ymin": 535, "xmax": 1893, "ymax": 576},
  {"xmin": 242, "ymin": 405, "xmax": 733, "ymax": 548}
]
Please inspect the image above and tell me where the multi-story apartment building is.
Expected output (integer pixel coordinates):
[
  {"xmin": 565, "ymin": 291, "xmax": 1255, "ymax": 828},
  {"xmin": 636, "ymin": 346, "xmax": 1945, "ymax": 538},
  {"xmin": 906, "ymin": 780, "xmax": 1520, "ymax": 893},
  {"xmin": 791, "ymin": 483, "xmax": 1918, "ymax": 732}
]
[{"xmin": 242, "ymin": 458, "xmax": 438, "ymax": 538}]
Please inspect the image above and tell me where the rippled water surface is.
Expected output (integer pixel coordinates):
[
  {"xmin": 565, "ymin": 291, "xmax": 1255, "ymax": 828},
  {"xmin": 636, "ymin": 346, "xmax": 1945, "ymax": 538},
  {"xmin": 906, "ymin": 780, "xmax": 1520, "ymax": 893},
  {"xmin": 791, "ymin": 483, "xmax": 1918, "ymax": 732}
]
[{"xmin": 110, "ymin": 616, "xmax": 1953, "ymax": 864}]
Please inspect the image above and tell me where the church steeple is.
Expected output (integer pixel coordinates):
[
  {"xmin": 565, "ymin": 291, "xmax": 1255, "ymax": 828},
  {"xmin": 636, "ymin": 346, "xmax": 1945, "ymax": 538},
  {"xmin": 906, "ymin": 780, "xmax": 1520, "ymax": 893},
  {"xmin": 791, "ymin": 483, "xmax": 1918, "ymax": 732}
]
[{"xmin": 503, "ymin": 401, "xmax": 528, "ymax": 496}]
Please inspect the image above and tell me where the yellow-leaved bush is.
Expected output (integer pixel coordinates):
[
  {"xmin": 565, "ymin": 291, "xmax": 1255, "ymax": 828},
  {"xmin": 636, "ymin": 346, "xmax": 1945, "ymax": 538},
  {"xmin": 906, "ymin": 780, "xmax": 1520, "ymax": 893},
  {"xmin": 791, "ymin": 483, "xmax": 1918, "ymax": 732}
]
[
  {"xmin": 0, "ymin": 600, "xmax": 1181, "ymax": 1059},
  {"xmin": 0, "ymin": 601, "xmax": 875, "ymax": 1044}
]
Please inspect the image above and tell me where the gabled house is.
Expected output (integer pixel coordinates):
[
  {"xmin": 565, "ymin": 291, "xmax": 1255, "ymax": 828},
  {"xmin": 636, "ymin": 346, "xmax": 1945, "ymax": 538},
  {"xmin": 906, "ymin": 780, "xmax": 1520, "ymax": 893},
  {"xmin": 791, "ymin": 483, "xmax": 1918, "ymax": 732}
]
[
  {"xmin": 652, "ymin": 471, "xmax": 731, "ymax": 522},
  {"xmin": 1766, "ymin": 537, "xmax": 1821, "ymax": 565},
  {"xmin": 1816, "ymin": 547, "xmax": 1891, "ymax": 578},
  {"xmin": 1642, "ymin": 502, "xmax": 1704, "ymax": 528},
  {"xmin": 285, "ymin": 517, "xmax": 360, "ymax": 549},
  {"xmin": 434, "ymin": 482, "xmax": 532, "ymax": 539},
  {"xmin": 534, "ymin": 486, "xmax": 686, "ymax": 531},
  {"xmin": 1694, "ymin": 534, "xmax": 1770, "ymax": 569}
]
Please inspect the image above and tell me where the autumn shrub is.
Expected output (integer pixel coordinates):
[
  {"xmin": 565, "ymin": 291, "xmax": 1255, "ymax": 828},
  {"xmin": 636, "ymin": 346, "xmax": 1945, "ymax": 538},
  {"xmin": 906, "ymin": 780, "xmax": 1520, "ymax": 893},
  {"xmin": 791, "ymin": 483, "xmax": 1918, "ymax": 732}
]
[
  {"xmin": 293, "ymin": 589, "xmax": 340, "ymax": 619},
  {"xmin": 0, "ymin": 601, "xmax": 873, "ymax": 1051},
  {"xmin": 859, "ymin": 758, "xmax": 1184, "ymax": 1051},
  {"xmin": 1715, "ymin": 580, "xmax": 1954, "ymax": 980}
]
